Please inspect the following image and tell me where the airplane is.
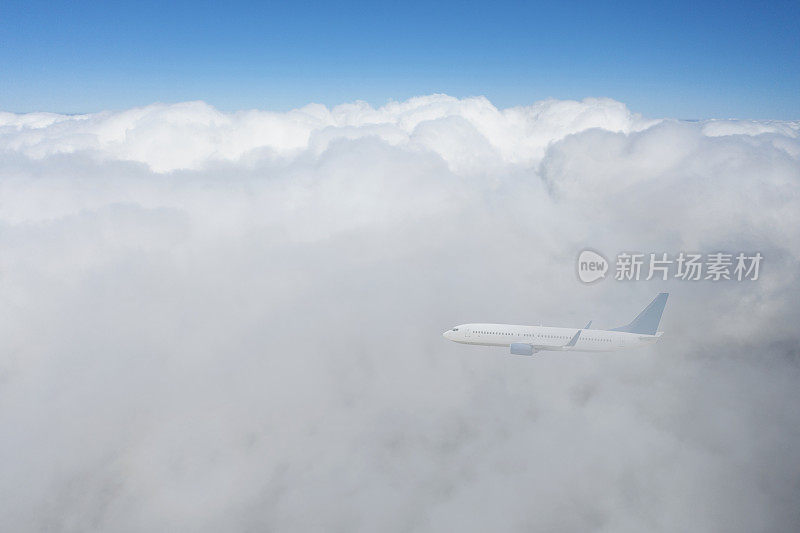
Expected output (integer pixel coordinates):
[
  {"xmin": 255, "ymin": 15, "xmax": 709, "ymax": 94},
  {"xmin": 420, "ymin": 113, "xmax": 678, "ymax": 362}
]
[{"xmin": 442, "ymin": 293, "xmax": 668, "ymax": 355}]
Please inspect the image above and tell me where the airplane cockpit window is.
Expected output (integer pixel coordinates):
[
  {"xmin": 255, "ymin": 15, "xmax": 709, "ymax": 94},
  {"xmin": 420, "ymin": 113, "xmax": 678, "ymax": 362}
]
[{"xmin": 452, "ymin": 328, "xmax": 458, "ymax": 331}]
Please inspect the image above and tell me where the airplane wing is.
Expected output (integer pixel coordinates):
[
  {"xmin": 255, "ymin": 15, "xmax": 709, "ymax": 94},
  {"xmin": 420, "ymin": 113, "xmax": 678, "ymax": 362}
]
[
  {"xmin": 564, "ymin": 329, "xmax": 582, "ymax": 348},
  {"xmin": 513, "ymin": 329, "xmax": 583, "ymax": 354}
]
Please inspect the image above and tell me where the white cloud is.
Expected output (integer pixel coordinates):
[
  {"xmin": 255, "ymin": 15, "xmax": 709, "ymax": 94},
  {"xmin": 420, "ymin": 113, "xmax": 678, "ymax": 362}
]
[
  {"xmin": 0, "ymin": 95, "xmax": 659, "ymax": 173},
  {"xmin": 1, "ymin": 95, "xmax": 799, "ymax": 532}
]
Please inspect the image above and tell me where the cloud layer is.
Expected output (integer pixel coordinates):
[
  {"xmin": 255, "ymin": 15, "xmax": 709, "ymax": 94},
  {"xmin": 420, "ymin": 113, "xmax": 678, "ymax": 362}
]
[{"xmin": 1, "ymin": 95, "xmax": 799, "ymax": 532}]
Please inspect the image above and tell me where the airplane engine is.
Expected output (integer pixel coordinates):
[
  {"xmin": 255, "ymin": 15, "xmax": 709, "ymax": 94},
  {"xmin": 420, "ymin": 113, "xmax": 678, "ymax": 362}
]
[{"xmin": 510, "ymin": 343, "xmax": 534, "ymax": 356}]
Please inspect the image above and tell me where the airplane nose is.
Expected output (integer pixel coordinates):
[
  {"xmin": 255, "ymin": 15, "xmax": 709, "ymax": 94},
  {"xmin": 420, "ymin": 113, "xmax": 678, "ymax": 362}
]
[{"xmin": 443, "ymin": 330, "xmax": 452, "ymax": 340}]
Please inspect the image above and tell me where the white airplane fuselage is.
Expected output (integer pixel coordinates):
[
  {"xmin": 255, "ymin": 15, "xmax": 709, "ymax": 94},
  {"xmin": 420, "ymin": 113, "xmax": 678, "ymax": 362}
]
[{"xmin": 442, "ymin": 324, "xmax": 661, "ymax": 352}]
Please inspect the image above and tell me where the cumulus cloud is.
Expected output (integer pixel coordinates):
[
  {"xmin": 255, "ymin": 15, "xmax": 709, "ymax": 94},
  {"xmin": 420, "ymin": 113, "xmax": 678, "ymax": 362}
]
[
  {"xmin": 1, "ymin": 95, "xmax": 799, "ymax": 532},
  {"xmin": 0, "ymin": 95, "xmax": 660, "ymax": 174}
]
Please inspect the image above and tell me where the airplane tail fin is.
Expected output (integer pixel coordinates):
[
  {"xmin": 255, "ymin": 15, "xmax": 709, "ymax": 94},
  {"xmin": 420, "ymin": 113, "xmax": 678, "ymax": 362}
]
[{"xmin": 611, "ymin": 293, "xmax": 668, "ymax": 335}]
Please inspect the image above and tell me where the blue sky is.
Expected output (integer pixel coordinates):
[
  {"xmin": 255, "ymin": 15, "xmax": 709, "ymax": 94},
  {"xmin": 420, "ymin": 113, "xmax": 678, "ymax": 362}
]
[{"xmin": 1, "ymin": 0, "xmax": 798, "ymax": 118}]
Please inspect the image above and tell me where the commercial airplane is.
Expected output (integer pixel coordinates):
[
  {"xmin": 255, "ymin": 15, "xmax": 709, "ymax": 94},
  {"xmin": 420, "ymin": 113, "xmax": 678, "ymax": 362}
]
[{"xmin": 443, "ymin": 293, "xmax": 668, "ymax": 355}]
